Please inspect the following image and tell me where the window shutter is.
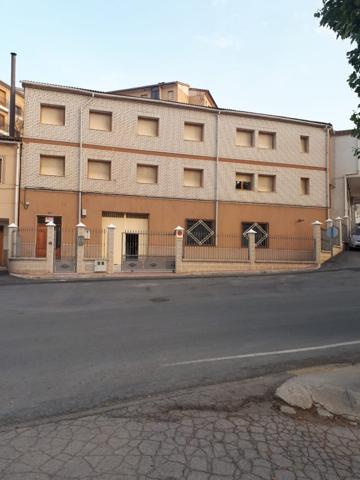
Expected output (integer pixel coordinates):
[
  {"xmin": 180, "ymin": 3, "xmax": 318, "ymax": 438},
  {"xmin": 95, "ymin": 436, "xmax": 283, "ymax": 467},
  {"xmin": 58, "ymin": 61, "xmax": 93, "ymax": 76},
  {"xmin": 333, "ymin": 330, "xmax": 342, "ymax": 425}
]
[
  {"xmin": 40, "ymin": 155, "xmax": 65, "ymax": 176},
  {"xmin": 137, "ymin": 165, "xmax": 158, "ymax": 184},
  {"xmin": 258, "ymin": 132, "xmax": 275, "ymax": 149},
  {"xmin": 184, "ymin": 123, "xmax": 203, "ymax": 141},
  {"xmin": 236, "ymin": 173, "xmax": 253, "ymax": 190},
  {"xmin": 88, "ymin": 160, "xmax": 111, "ymax": 180},
  {"xmin": 184, "ymin": 168, "xmax": 202, "ymax": 187},
  {"xmin": 40, "ymin": 105, "xmax": 65, "ymax": 126},
  {"xmin": 89, "ymin": 111, "xmax": 112, "ymax": 131},
  {"xmin": 137, "ymin": 117, "xmax": 159, "ymax": 136},
  {"xmin": 236, "ymin": 130, "xmax": 253, "ymax": 147},
  {"xmin": 258, "ymin": 175, "xmax": 275, "ymax": 192}
]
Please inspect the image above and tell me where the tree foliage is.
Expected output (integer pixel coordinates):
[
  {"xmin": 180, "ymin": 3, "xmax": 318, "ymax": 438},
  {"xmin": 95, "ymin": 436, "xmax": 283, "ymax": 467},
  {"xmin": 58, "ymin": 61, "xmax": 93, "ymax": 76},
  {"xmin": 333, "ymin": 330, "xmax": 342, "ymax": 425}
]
[{"xmin": 315, "ymin": 0, "xmax": 360, "ymax": 145}]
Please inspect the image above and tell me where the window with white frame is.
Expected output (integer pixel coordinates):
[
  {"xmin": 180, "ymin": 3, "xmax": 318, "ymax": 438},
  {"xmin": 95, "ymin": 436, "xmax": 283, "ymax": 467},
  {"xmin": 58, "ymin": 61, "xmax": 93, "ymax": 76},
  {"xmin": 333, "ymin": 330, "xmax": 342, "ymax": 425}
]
[
  {"xmin": 184, "ymin": 122, "xmax": 204, "ymax": 142},
  {"xmin": 40, "ymin": 155, "xmax": 65, "ymax": 177},
  {"xmin": 137, "ymin": 117, "xmax": 159, "ymax": 137},
  {"xmin": 137, "ymin": 164, "xmax": 158, "ymax": 184},
  {"xmin": 89, "ymin": 110, "xmax": 112, "ymax": 131},
  {"xmin": 258, "ymin": 174, "xmax": 275, "ymax": 192},
  {"xmin": 40, "ymin": 104, "xmax": 65, "ymax": 126},
  {"xmin": 183, "ymin": 168, "xmax": 203, "ymax": 187},
  {"xmin": 87, "ymin": 159, "xmax": 111, "ymax": 180},
  {"xmin": 236, "ymin": 129, "xmax": 254, "ymax": 147},
  {"xmin": 258, "ymin": 131, "xmax": 276, "ymax": 149}
]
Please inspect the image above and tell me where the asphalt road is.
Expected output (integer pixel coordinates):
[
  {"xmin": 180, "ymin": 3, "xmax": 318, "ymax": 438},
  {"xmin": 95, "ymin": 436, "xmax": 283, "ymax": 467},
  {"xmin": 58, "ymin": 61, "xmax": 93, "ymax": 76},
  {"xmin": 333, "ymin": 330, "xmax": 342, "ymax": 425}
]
[{"xmin": 1, "ymin": 255, "xmax": 360, "ymax": 425}]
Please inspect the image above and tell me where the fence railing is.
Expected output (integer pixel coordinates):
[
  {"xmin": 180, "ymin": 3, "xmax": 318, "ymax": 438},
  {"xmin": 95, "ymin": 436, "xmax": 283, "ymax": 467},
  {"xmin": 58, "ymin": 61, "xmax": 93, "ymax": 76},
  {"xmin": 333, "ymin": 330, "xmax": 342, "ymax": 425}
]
[
  {"xmin": 255, "ymin": 236, "xmax": 315, "ymax": 262},
  {"xmin": 183, "ymin": 234, "xmax": 249, "ymax": 262},
  {"xmin": 15, "ymin": 227, "xmax": 37, "ymax": 258},
  {"xmin": 321, "ymin": 228, "xmax": 332, "ymax": 251},
  {"xmin": 84, "ymin": 229, "xmax": 107, "ymax": 259}
]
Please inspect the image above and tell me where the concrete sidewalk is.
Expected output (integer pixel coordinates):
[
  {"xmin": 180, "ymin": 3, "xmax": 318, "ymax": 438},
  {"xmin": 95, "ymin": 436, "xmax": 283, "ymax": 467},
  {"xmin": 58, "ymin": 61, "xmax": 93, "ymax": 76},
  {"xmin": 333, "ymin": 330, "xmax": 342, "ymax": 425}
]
[
  {"xmin": 276, "ymin": 364, "xmax": 360, "ymax": 421},
  {"xmin": 1, "ymin": 371, "xmax": 359, "ymax": 480}
]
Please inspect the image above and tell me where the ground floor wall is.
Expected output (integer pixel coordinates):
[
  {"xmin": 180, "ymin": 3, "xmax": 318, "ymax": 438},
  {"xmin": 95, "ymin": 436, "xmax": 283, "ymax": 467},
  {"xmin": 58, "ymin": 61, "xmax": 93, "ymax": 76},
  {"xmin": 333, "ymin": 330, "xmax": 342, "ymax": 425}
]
[{"xmin": 19, "ymin": 189, "xmax": 327, "ymax": 236}]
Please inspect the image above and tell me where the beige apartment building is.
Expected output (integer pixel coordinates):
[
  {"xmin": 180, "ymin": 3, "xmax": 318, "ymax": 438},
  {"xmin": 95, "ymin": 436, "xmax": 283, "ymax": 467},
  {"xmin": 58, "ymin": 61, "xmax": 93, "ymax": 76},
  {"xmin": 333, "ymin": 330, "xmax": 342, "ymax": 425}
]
[
  {"xmin": 18, "ymin": 80, "xmax": 331, "ymax": 267},
  {"xmin": 0, "ymin": 80, "xmax": 23, "ymax": 265},
  {"xmin": 0, "ymin": 80, "xmax": 24, "ymax": 136}
]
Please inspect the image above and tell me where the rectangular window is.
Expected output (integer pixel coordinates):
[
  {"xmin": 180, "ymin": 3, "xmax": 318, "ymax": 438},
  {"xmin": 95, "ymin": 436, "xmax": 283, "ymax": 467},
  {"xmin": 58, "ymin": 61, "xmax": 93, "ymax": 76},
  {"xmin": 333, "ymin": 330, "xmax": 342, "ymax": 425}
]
[
  {"xmin": 185, "ymin": 219, "xmax": 215, "ymax": 246},
  {"xmin": 236, "ymin": 173, "xmax": 253, "ymax": 190},
  {"xmin": 0, "ymin": 114, "xmax": 5, "ymax": 129},
  {"xmin": 137, "ymin": 164, "xmax": 158, "ymax": 184},
  {"xmin": 258, "ymin": 174, "xmax": 275, "ymax": 192},
  {"xmin": 300, "ymin": 135, "xmax": 309, "ymax": 153},
  {"xmin": 0, "ymin": 89, "xmax": 6, "ymax": 106},
  {"xmin": 301, "ymin": 177, "xmax": 310, "ymax": 195},
  {"xmin": 258, "ymin": 131, "xmax": 276, "ymax": 149},
  {"xmin": 167, "ymin": 90, "xmax": 174, "ymax": 100},
  {"xmin": 137, "ymin": 116, "xmax": 159, "ymax": 137},
  {"xmin": 88, "ymin": 159, "xmax": 111, "ymax": 180},
  {"xmin": 242, "ymin": 222, "xmax": 269, "ymax": 248},
  {"xmin": 40, "ymin": 155, "xmax": 65, "ymax": 177},
  {"xmin": 40, "ymin": 104, "xmax": 65, "ymax": 126},
  {"xmin": 184, "ymin": 122, "xmax": 204, "ymax": 142},
  {"xmin": 15, "ymin": 105, "xmax": 22, "ymax": 117},
  {"xmin": 89, "ymin": 110, "xmax": 112, "ymax": 131},
  {"xmin": 236, "ymin": 129, "xmax": 254, "ymax": 147},
  {"xmin": 184, "ymin": 168, "xmax": 203, "ymax": 187}
]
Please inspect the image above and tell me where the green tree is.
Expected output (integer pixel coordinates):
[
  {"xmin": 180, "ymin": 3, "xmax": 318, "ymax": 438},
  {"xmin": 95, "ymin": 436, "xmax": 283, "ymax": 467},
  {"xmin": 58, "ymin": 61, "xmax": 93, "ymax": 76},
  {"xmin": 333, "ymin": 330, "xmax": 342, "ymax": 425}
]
[{"xmin": 315, "ymin": 0, "xmax": 360, "ymax": 148}]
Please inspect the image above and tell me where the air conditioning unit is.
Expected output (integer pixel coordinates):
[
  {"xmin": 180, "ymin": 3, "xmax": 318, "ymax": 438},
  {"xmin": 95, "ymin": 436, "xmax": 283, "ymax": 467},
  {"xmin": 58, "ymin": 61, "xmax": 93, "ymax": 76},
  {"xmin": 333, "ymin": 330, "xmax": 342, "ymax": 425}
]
[{"xmin": 94, "ymin": 260, "xmax": 107, "ymax": 272}]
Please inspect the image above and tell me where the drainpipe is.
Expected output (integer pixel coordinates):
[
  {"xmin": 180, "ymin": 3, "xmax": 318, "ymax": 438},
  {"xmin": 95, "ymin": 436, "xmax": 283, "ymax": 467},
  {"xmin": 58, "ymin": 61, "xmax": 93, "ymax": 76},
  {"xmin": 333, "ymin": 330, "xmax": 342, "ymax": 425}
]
[
  {"xmin": 215, "ymin": 110, "xmax": 221, "ymax": 243},
  {"xmin": 14, "ymin": 142, "xmax": 20, "ymax": 224},
  {"xmin": 9, "ymin": 53, "xmax": 16, "ymax": 139},
  {"xmin": 78, "ymin": 93, "xmax": 95, "ymax": 223},
  {"xmin": 325, "ymin": 125, "xmax": 331, "ymax": 218}
]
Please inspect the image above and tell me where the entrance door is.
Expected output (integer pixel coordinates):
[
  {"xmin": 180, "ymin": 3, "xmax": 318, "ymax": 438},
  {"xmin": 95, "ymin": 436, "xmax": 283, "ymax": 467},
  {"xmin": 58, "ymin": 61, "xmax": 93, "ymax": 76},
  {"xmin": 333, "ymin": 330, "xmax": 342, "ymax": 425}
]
[
  {"xmin": 36, "ymin": 224, "xmax": 47, "ymax": 258},
  {"xmin": 36, "ymin": 216, "xmax": 62, "ymax": 258},
  {"xmin": 0, "ymin": 226, "xmax": 4, "ymax": 266}
]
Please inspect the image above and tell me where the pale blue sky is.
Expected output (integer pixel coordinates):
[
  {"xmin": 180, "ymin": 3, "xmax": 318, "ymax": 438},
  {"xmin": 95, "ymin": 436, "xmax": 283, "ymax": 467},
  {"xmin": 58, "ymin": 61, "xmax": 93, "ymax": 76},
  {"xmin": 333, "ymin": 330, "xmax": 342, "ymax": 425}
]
[{"xmin": 0, "ymin": 0, "xmax": 356, "ymax": 129}]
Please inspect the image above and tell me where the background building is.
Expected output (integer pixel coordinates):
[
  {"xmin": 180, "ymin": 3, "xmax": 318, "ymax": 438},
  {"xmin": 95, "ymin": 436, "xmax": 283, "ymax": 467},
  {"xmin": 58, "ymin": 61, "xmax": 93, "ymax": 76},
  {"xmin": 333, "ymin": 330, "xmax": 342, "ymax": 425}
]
[
  {"xmin": 0, "ymin": 80, "xmax": 24, "ymax": 137},
  {"xmin": 331, "ymin": 130, "xmax": 360, "ymax": 226}
]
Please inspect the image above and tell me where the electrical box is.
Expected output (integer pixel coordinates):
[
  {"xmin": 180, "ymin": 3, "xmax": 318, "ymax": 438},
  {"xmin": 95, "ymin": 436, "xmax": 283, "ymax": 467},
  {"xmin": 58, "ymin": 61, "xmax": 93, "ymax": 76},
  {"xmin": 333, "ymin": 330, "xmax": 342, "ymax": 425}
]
[{"xmin": 94, "ymin": 260, "xmax": 107, "ymax": 272}]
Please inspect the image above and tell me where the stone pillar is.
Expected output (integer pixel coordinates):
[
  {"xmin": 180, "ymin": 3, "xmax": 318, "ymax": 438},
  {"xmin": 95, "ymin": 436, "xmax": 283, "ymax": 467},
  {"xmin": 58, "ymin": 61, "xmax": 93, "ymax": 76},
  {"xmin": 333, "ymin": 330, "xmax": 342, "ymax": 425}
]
[
  {"xmin": 312, "ymin": 221, "xmax": 322, "ymax": 265},
  {"xmin": 247, "ymin": 229, "xmax": 256, "ymax": 264},
  {"xmin": 174, "ymin": 226, "xmax": 184, "ymax": 273},
  {"xmin": 335, "ymin": 217, "xmax": 343, "ymax": 247},
  {"xmin": 343, "ymin": 216, "xmax": 350, "ymax": 242},
  {"xmin": 46, "ymin": 221, "xmax": 55, "ymax": 274},
  {"xmin": 7, "ymin": 223, "xmax": 17, "ymax": 259},
  {"xmin": 76, "ymin": 222, "xmax": 86, "ymax": 274},
  {"xmin": 106, "ymin": 224, "xmax": 116, "ymax": 274}
]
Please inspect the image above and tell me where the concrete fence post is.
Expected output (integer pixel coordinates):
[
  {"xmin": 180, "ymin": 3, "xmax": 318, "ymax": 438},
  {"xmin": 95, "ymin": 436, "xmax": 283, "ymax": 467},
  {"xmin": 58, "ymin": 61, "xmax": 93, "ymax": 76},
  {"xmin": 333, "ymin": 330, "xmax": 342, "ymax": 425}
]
[
  {"xmin": 335, "ymin": 217, "xmax": 343, "ymax": 248},
  {"xmin": 106, "ymin": 224, "xmax": 116, "ymax": 274},
  {"xmin": 76, "ymin": 222, "xmax": 86, "ymax": 274},
  {"xmin": 325, "ymin": 218, "xmax": 333, "ymax": 230},
  {"xmin": 7, "ymin": 223, "xmax": 17, "ymax": 259},
  {"xmin": 312, "ymin": 221, "xmax": 322, "ymax": 265},
  {"xmin": 174, "ymin": 226, "xmax": 184, "ymax": 273},
  {"xmin": 46, "ymin": 221, "xmax": 55, "ymax": 274},
  {"xmin": 247, "ymin": 229, "xmax": 256, "ymax": 264},
  {"xmin": 343, "ymin": 215, "xmax": 350, "ymax": 243}
]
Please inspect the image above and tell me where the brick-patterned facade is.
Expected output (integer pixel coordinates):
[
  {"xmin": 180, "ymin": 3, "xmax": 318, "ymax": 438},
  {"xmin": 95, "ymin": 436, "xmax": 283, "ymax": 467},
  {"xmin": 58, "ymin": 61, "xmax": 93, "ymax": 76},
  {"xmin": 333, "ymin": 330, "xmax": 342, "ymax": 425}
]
[{"xmin": 19, "ymin": 81, "xmax": 330, "ymax": 238}]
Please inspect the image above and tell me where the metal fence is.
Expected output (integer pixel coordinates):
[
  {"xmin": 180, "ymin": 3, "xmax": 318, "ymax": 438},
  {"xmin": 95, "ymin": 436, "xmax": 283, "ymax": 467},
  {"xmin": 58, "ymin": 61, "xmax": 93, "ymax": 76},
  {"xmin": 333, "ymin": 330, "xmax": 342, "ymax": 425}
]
[
  {"xmin": 321, "ymin": 228, "xmax": 332, "ymax": 252},
  {"xmin": 14, "ymin": 227, "xmax": 37, "ymax": 258},
  {"xmin": 84, "ymin": 229, "xmax": 107, "ymax": 259},
  {"xmin": 255, "ymin": 236, "xmax": 315, "ymax": 262},
  {"xmin": 55, "ymin": 227, "xmax": 77, "ymax": 260},
  {"xmin": 121, "ymin": 231, "xmax": 175, "ymax": 272},
  {"xmin": 183, "ymin": 234, "xmax": 249, "ymax": 262}
]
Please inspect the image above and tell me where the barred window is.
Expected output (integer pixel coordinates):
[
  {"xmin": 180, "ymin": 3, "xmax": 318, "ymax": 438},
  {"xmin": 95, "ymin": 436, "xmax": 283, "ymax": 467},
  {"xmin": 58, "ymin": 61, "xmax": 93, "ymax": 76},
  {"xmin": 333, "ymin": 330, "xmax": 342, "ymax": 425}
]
[
  {"xmin": 185, "ymin": 219, "xmax": 215, "ymax": 246},
  {"xmin": 242, "ymin": 222, "xmax": 269, "ymax": 248}
]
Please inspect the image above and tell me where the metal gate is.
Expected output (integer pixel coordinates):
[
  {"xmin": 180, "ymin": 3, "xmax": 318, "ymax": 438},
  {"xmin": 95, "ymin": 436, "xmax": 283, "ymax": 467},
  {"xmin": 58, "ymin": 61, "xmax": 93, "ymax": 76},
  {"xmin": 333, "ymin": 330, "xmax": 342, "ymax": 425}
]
[
  {"xmin": 54, "ymin": 227, "xmax": 77, "ymax": 273},
  {"xmin": 121, "ymin": 231, "xmax": 175, "ymax": 272}
]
